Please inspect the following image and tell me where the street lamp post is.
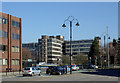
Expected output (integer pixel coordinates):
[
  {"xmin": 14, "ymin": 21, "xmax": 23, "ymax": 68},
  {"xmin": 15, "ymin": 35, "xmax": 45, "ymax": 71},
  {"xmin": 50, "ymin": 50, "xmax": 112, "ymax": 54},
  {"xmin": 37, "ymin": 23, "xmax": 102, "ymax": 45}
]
[
  {"xmin": 107, "ymin": 26, "xmax": 110, "ymax": 68},
  {"xmin": 62, "ymin": 16, "xmax": 79, "ymax": 74},
  {"xmin": 37, "ymin": 44, "xmax": 40, "ymax": 64}
]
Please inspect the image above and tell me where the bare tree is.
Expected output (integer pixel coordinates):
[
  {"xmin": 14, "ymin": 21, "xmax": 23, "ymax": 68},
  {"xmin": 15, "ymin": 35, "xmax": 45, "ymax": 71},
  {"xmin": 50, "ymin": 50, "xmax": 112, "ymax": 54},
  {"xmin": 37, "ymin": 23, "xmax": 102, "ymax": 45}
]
[
  {"xmin": 61, "ymin": 55, "xmax": 70, "ymax": 65},
  {"xmin": 73, "ymin": 54, "xmax": 89, "ymax": 65},
  {"xmin": 22, "ymin": 48, "xmax": 33, "ymax": 60}
]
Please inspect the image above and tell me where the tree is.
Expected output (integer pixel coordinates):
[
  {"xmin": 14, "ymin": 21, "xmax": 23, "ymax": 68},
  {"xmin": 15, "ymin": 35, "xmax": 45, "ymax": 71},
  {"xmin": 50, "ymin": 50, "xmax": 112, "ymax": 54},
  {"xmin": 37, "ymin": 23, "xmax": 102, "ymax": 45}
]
[
  {"xmin": 22, "ymin": 48, "xmax": 33, "ymax": 60},
  {"xmin": 88, "ymin": 37, "xmax": 100, "ymax": 65},
  {"xmin": 111, "ymin": 39, "xmax": 118, "ymax": 65},
  {"xmin": 113, "ymin": 39, "xmax": 117, "ymax": 47},
  {"xmin": 73, "ymin": 54, "xmax": 89, "ymax": 65},
  {"xmin": 61, "ymin": 55, "xmax": 70, "ymax": 65}
]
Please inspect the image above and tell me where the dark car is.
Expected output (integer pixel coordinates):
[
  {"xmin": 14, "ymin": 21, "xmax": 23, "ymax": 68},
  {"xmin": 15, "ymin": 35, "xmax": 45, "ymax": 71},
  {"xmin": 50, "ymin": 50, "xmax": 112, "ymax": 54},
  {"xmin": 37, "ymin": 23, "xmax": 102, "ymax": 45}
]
[
  {"xmin": 62, "ymin": 66, "xmax": 70, "ymax": 73},
  {"xmin": 46, "ymin": 66, "xmax": 56, "ymax": 74},
  {"xmin": 50, "ymin": 66, "xmax": 65, "ymax": 75},
  {"xmin": 77, "ymin": 64, "xmax": 83, "ymax": 69}
]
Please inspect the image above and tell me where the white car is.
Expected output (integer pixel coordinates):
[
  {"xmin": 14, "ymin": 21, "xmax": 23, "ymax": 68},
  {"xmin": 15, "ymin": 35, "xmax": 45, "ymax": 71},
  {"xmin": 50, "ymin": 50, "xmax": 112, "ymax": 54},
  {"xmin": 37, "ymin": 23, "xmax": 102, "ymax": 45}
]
[
  {"xmin": 72, "ymin": 65, "xmax": 79, "ymax": 71},
  {"xmin": 22, "ymin": 67, "xmax": 41, "ymax": 76}
]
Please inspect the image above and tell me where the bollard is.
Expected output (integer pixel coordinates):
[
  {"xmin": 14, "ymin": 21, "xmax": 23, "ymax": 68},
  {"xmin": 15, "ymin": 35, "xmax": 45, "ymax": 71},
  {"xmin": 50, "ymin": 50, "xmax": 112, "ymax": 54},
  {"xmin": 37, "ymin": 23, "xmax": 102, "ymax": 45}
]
[
  {"xmin": 66, "ymin": 67, "xmax": 67, "ymax": 74},
  {"xmin": 13, "ymin": 70, "xmax": 14, "ymax": 75},
  {"xmin": 6, "ymin": 70, "xmax": 7, "ymax": 76},
  {"xmin": 19, "ymin": 69, "xmax": 21, "ymax": 75}
]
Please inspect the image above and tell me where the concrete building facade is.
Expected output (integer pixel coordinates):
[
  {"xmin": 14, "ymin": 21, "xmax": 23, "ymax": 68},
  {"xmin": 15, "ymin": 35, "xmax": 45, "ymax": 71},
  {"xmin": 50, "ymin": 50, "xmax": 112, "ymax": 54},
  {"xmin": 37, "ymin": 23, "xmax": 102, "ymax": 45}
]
[
  {"xmin": 0, "ymin": 12, "xmax": 22, "ymax": 72},
  {"xmin": 38, "ymin": 35, "xmax": 64, "ymax": 63},
  {"xmin": 64, "ymin": 39, "xmax": 94, "ymax": 56},
  {"xmin": 64, "ymin": 37, "xmax": 101, "ymax": 56}
]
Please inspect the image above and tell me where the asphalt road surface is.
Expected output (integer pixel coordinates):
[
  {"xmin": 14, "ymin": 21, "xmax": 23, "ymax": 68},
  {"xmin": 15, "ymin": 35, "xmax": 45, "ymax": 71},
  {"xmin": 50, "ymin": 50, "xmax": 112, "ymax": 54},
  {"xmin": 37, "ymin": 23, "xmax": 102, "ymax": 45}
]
[{"xmin": 1, "ymin": 69, "xmax": 119, "ymax": 81}]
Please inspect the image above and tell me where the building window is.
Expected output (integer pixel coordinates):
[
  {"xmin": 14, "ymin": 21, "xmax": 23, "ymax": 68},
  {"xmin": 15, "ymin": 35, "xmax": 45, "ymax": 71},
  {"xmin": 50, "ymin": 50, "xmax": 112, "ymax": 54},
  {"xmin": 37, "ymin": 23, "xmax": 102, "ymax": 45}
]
[
  {"xmin": 12, "ymin": 59, "xmax": 15, "ymax": 65},
  {"xmin": 16, "ymin": 34, "xmax": 20, "ymax": 40},
  {"xmin": 12, "ymin": 46, "xmax": 19, "ymax": 52},
  {"xmin": 12, "ymin": 33, "xmax": 20, "ymax": 40},
  {"xmin": 0, "ymin": 59, "xmax": 2, "ymax": 65},
  {"xmin": 0, "ymin": 17, "xmax": 8, "ymax": 24},
  {"xmin": 3, "ymin": 59, "xmax": 7, "ymax": 65},
  {"xmin": 1, "ymin": 31, "xmax": 8, "ymax": 38},
  {"xmin": 0, "ymin": 17, "xmax": 2, "ymax": 24},
  {"xmin": 12, "ymin": 20, "xmax": 15, "ymax": 27},
  {"xmin": 12, "ymin": 46, "xmax": 15, "ymax": 52},
  {"xmin": 0, "ymin": 31, "xmax": 2, "ymax": 37},
  {"xmin": 12, "ymin": 33, "xmax": 15, "ymax": 39},
  {"xmin": 0, "ymin": 45, "xmax": 8, "ymax": 51},
  {"xmin": 12, "ymin": 20, "xmax": 20, "ymax": 28},
  {"xmin": 12, "ymin": 59, "xmax": 19, "ymax": 65},
  {"xmin": 2, "ymin": 18, "xmax": 7, "ymax": 24},
  {"xmin": 15, "ymin": 59, "xmax": 19, "ymax": 65}
]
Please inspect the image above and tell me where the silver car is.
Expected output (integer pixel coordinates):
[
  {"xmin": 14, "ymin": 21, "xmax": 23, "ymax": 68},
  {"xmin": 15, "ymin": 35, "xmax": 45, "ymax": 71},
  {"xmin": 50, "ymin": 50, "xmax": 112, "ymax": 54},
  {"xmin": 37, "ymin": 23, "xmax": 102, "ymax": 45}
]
[{"xmin": 22, "ymin": 67, "xmax": 41, "ymax": 76}]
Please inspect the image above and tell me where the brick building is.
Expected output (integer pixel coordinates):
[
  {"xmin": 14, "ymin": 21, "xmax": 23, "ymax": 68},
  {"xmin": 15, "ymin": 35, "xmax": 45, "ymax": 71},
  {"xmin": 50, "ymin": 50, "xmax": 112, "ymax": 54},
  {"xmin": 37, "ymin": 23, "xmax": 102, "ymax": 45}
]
[{"xmin": 0, "ymin": 12, "xmax": 22, "ymax": 72}]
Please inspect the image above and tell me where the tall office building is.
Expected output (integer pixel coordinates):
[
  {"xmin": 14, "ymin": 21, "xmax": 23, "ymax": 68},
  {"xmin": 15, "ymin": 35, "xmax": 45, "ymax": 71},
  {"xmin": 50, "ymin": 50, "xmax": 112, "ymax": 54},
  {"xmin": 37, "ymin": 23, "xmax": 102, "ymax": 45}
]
[
  {"xmin": 0, "ymin": 12, "xmax": 22, "ymax": 72},
  {"xmin": 38, "ymin": 35, "xmax": 64, "ymax": 63},
  {"xmin": 64, "ymin": 37, "xmax": 101, "ymax": 56}
]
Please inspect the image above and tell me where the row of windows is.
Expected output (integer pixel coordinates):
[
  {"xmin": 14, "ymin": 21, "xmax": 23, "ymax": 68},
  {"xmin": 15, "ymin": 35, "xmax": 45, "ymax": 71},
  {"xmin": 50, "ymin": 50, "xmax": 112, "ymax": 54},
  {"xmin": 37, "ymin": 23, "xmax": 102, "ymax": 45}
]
[
  {"xmin": 66, "ymin": 48, "xmax": 90, "ymax": 52},
  {"xmin": 0, "ymin": 45, "xmax": 8, "ymax": 51},
  {"xmin": 0, "ymin": 45, "xmax": 20, "ymax": 52},
  {"xmin": 12, "ymin": 59, "xmax": 19, "ymax": 65},
  {"xmin": 48, "ymin": 56, "xmax": 57, "ymax": 58},
  {"xmin": 66, "ymin": 40, "xmax": 93, "ymax": 44},
  {"xmin": 12, "ymin": 46, "xmax": 20, "ymax": 52},
  {"xmin": 66, "ymin": 44, "xmax": 92, "ymax": 48},
  {"xmin": 0, "ymin": 17, "xmax": 20, "ymax": 28},
  {"xmin": 48, "ymin": 52, "xmax": 61, "ymax": 55},
  {"xmin": 47, "ymin": 47, "xmax": 61, "ymax": 51},
  {"xmin": 12, "ymin": 33, "xmax": 20, "ymax": 40},
  {"xmin": 0, "ymin": 59, "xmax": 7, "ymax": 65},
  {"xmin": 47, "ymin": 39, "xmax": 62, "ymax": 44},
  {"xmin": 0, "ymin": 31, "xmax": 8, "ymax": 38},
  {"xmin": 0, "ymin": 17, "xmax": 8, "ymax": 24},
  {"xmin": 48, "ymin": 43, "xmax": 61, "ymax": 47},
  {"xmin": 12, "ymin": 20, "xmax": 20, "ymax": 28},
  {"xmin": 66, "ymin": 52, "xmax": 88, "ymax": 55}
]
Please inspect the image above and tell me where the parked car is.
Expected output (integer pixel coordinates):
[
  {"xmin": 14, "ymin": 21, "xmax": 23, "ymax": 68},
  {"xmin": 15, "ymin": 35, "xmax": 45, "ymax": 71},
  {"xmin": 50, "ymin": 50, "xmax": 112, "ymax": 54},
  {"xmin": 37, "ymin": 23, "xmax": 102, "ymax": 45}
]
[
  {"xmin": 62, "ymin": 66, "xmax": 70, "ymax": 73},
  {"xmin": 46, "ymin": 66, "xmax": 56, "ymax": 74},
  {"xmin": 77, "ymin": 64, "xmax": 83, "ymax": 69},
  {"xmin": 22, "ymin": 67, "xmax": 41, "ymax": 76},
  {"xmin": 50, "ymin": 66, "xmax": 65, "ymax": 75},
  {"xmin": 87, "ymin": 64, "xmax": 98, "ymax": 69},
  {"xmin": 72, "ymin": 65, "xmax": 79, "ymax": 71}
]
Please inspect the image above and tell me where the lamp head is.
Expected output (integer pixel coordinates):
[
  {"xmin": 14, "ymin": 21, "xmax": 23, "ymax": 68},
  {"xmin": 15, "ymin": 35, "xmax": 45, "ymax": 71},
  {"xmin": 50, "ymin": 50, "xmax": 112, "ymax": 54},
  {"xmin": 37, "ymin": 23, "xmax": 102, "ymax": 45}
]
[
  {"xmin": 76, "ymin": 22, "xmax": 80, "ymax": 26},
  {"xmin": 62, "ymin": 24, "xmax": 66, "ymax": 28}
]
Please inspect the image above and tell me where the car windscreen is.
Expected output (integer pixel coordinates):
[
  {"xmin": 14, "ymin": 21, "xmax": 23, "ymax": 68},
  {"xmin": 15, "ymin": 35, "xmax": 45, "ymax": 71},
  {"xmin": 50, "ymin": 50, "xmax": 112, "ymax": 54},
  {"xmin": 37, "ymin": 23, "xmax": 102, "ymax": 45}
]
[
  {"xmin": 24, "ymin": 68, "xmax": 30, "ymax": 70},
  {"xmin": 72, "ymin": 65, "xmax": 76, "ymax": 67}
]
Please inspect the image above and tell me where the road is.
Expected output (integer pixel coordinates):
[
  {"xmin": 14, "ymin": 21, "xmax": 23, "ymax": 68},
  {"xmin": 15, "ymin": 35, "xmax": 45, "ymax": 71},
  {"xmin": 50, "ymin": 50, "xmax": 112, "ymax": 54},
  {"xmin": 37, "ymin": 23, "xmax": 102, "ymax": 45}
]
[{"xmin": 2, "ymin": 69, "xmax": 119, "ymax": 81}]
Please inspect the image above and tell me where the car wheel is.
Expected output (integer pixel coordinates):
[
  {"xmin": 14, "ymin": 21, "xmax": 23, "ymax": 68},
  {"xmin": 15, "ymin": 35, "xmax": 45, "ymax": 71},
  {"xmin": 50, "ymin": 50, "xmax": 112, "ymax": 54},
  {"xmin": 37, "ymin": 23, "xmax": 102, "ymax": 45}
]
[
  {"xmin": 39, "ymin": 73, "xmax": 41, "ymax": 76},
  {"xmin": 31, "ymin": 72, "xmax": 34, "ymax": 76},
  {"xmin": 59, "ymin": 72, "xmax": 62, "ymax": 75},
  {"xmin": 23, "ymin": 74, "xmax": 25, "ymax": 77},
  {"xmin": 50, "ymin": 72, "xmax": 52, "ymax": 75}
]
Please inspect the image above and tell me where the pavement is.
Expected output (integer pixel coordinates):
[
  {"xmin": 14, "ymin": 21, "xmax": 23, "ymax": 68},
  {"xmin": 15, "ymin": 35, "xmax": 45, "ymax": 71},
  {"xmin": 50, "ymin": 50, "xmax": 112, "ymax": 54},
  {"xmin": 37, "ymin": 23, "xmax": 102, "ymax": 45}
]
[{"xmin": 1, "ymin": 69, "xmax": 119, "ymax": 81}]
